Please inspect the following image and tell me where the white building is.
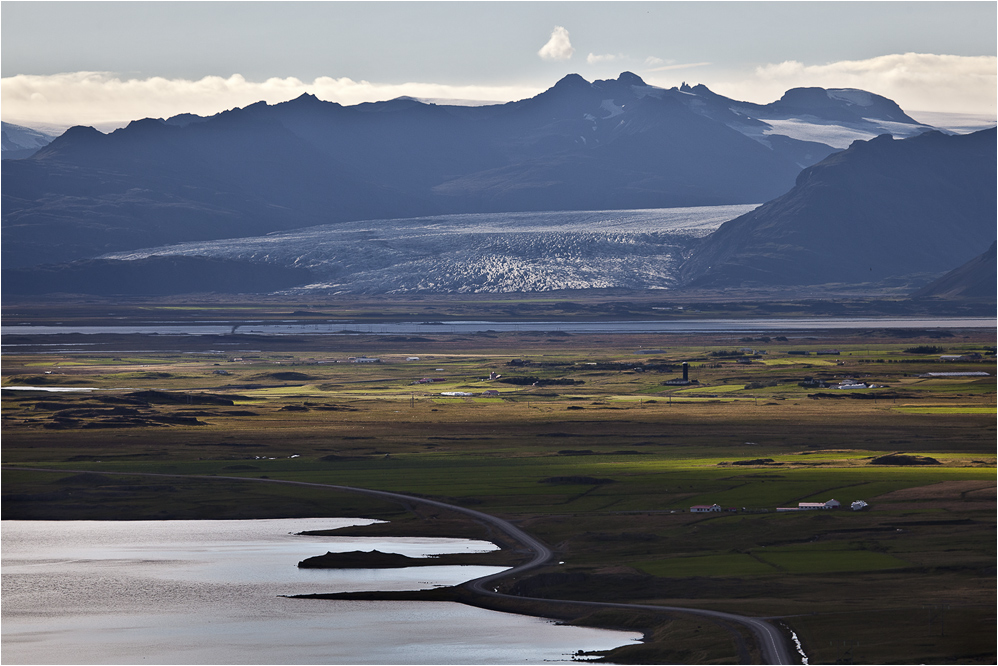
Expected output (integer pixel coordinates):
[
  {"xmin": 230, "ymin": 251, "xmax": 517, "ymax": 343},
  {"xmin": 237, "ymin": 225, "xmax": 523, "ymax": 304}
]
[
  {"xmin": 690, "ymin": 504, "xmax": 721, "ymax": 513},
  {"xmin": 798, "ymin": 499, "xmax": 840, "ymax": 510}
]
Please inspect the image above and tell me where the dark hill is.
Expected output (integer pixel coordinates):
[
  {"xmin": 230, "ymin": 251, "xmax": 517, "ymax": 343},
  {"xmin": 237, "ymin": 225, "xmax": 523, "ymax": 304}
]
[
  {"xmin": 911, "ymin": 241, "xmax": 997, "ymax": 301},
  {"xmin": 679, "ymin": 129, "xmax": 997, "ymax": 288}
]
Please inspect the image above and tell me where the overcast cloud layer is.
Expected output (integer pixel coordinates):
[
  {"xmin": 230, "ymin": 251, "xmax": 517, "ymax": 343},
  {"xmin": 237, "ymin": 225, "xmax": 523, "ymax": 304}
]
[{"xmin": 3, "ymin": 52, "xmax": 995, "ymax": 129}]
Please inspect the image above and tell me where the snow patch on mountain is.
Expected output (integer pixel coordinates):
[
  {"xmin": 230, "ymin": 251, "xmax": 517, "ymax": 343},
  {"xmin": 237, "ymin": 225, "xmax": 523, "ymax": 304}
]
[
  {"xmin": 1, "ymin": 121, "xmax": 57, "ymax": 158},
  {"xmin": 600, "ymin": 99, "xmax": 625, "ymax": 118}
]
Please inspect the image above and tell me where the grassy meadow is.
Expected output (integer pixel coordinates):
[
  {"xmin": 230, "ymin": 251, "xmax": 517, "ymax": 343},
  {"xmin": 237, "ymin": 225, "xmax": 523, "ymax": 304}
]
[{"xmin": 2, "ymin": 304, "xmax": 995, "ymax": 664}]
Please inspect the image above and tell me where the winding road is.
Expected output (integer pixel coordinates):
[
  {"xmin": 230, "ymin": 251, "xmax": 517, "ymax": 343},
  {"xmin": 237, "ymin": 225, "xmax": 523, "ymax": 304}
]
[{"xmin": 7, "ymin": 467, "xmax": 797, "ymax": 665}]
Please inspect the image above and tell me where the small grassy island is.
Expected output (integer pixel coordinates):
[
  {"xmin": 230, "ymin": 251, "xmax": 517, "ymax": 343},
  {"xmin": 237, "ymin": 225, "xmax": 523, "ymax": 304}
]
[{"xmin": 297, "ymin": 548, "xmax": 515, "ymax": 569}]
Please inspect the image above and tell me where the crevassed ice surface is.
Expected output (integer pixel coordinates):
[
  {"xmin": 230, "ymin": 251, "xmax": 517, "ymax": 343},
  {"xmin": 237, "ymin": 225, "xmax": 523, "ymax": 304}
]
[{"xmin": 103, "ymin": 205, "xmax": 759, "ymax": 294}]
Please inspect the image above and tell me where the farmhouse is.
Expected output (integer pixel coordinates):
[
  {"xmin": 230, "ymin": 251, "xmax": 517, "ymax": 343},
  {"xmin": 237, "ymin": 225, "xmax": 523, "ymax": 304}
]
[
  {"xmin": 352, "ymin": 357, "xmax": 380, "ymax": 363},
  {"xmin": 690, "ymin": 504, "xmax": 721, "ymax": 513},
  {"xmin": 798, "ymin": 499, "xmax": 840, "ymax": 510},
  {"xmin": 481, "ymin": 390, "xmax": 500, "ymax": 397}
]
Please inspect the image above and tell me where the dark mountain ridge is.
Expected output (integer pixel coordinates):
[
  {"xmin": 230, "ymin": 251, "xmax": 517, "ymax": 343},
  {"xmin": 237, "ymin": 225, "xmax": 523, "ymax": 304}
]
[
  {"xmin": 3, "ymin": 72, "xmax": 926, "ymax": 269},
  {"xmin": 679, "ymin": 128, "xmax": 997, "ymax": 288}
]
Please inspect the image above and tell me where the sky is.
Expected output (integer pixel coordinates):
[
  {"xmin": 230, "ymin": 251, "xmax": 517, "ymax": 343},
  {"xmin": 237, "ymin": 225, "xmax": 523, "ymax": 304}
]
[{"xmin": 2, "ymin": 1, "xmax": 996, "ymax": 130}]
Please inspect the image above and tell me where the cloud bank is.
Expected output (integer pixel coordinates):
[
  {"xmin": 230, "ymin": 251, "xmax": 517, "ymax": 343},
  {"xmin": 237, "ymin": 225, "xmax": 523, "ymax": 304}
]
[
  {"xmin": 1, "ymin": 72, "xmax": 544, "ymax": 128},
  {"xmin": 538, "ymin": 26, "xmax": 574, "ymax": 61}
]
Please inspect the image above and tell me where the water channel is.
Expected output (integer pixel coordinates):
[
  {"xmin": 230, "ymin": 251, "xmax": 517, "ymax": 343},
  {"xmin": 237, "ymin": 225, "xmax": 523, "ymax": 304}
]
[
  {"xmin": 2, "ymin": 518, "xmax": 640, "ymax": 664},
  {"xmin": 2, "ymin": 316, "xmax": 994, "ymax": 339}
]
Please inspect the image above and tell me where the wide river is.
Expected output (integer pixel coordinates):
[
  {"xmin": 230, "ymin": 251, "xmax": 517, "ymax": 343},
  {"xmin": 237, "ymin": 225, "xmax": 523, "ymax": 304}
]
[
  {"xmin": 2, "ymin": 316, "xmax": 995, "ymax": 338},
  {"xmin": 1, "ymin": 518, "xmax": 640, "ymax": 664}
]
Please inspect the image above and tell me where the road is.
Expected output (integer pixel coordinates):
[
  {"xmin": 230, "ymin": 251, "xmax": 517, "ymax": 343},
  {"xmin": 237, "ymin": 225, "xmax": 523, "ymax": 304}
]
[{"xmin": 7, "ymin": 467, "xmax": 798, "ymax": 665}]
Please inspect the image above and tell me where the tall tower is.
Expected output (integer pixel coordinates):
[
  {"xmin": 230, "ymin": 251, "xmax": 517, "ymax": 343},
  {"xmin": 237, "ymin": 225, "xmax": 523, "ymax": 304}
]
[{"xmin": 682, "ymin": 362, "xmax": 689, "ymax": 381}]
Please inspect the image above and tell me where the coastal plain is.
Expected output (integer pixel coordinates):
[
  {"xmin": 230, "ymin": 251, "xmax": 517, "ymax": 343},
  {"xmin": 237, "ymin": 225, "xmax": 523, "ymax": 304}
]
[{"xmin": 2, "ymin": 299, "xmax": 995, "ymax": 665}]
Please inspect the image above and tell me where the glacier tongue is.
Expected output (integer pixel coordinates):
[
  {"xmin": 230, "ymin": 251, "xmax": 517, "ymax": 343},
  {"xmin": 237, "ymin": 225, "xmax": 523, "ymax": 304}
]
[{"xmin": 102, "ymin": 205, "xmax": 759, "ymax": 294}]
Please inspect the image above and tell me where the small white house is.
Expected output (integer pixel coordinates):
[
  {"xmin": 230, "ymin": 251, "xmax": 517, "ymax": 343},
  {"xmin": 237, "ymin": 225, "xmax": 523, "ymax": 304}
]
[
  {"xmin": 690, "ymin": 504, "xmax": 721, "ymax": 513},
  {"xmin": 406, "ymin": 357, "xmax": 420, "ymax": 361}
]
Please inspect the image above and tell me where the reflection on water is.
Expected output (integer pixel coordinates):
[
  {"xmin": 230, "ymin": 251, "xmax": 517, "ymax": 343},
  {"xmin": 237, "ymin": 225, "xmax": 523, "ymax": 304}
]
[{"xmin": 2, "ymin": 519, "xmax": 640, "ymax": 664}]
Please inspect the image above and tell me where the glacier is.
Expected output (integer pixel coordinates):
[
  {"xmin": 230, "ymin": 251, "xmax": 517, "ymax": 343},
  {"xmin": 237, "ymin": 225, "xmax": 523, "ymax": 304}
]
[{"xmin": 102, "ymin": 205, "xmax": 759, "ymax": 294}]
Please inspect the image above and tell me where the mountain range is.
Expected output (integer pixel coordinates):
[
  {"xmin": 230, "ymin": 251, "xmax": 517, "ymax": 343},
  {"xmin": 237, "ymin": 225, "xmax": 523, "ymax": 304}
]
[
  {"xmin": 2, "ymin": 72, "xmax": 993, "ymax": 302},
  {"xmin": 2, "ymin": 72, "xmax": 934, "ymax": 269}
]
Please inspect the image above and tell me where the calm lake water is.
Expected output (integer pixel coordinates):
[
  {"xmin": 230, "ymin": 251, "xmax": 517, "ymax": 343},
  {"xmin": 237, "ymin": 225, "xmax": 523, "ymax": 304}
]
[{"xmin": 1, "ymin": 519, "xmax": 640, "ymax": 664}]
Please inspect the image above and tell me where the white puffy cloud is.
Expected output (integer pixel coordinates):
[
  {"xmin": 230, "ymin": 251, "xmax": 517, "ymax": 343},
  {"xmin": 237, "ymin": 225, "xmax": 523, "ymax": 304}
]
[
  {"xmin": 538, "ymin": 26, "xmax": 574, "ymax": 61},
  {"xmin": 711, "ymin": 53, "xmax": 997, "ymax": 115},
  {"xmin": 0, "ymin": 72, "xmax": 544, "ymax": 127}
]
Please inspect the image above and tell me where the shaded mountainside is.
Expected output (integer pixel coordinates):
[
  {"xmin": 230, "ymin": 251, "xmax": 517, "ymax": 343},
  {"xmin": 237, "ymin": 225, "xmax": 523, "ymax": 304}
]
[
  {"xmin": 911, "ymin": 241, "xmax": 997, "ymax": 301},
  {"xmin": 3, "ymin": 73, "xmax": 929, "ymax": 270},
  {"xmin": 1, "ymin": 255, "xmax": 313, "ymax": 296},
  {"xmin": 1, "ymin": 121, "xmax": 56, "ymax": 160},
  {"xmin": 679, "ymin": 129, "xmax": 997, "ymax": 289}
]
